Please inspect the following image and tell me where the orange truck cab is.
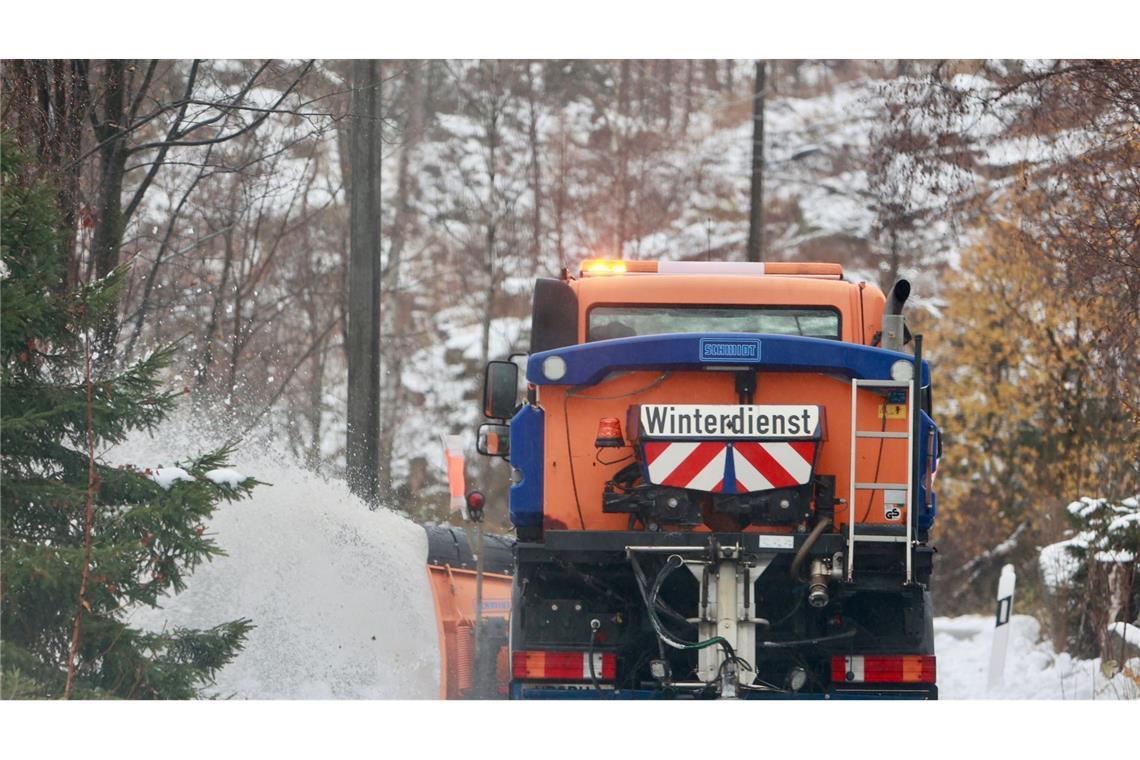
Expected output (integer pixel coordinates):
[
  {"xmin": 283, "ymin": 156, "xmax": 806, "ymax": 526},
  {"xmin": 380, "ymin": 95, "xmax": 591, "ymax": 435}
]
[{"xmin": 478, "ymin": 259, "xmax": 941, "ymax": 699}]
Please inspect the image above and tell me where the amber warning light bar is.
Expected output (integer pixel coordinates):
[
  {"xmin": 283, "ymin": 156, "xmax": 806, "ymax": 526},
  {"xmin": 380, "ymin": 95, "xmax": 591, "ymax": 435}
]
[{"xmin": 579, "ymin": 259, "xmax": 843, "ymax": 278}]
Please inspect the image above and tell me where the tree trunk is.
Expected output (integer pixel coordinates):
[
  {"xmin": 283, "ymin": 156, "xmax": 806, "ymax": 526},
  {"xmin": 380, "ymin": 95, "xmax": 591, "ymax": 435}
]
[
  {"xmin": 704, "ymin": 59, "xmax": 720, "ymax": 91},
  {"xmin": 525, "ymin": 63, "xmax": 544, "ymax": 265},
  {"xmin": 1050, "ymin": 585, "xmax": 1069, "ymax": 654},
  {"xmin": 346, "ymin": 60, "xmax": 383, "ymax": 506},
  {"xmin": 746, "ymin": 61, "xmax": 766, "ymax": 263},
  {"xmin": 681, "ymin": 61, "xmax": 694, "ymax": 136},
  {"xmin": 377, "ymin": 63, "xmax": 425, "ymax": 494},
  {"xmin": 554, "ymin": 114, "xmax": 568, "ymax": 269},
  {"xmin": 884, "ymin": 226, "xmax": 900, "ymax": 292},
  {"xmin": 90, "ymin": 60, "xmax": 128, "ymax": 354},
  {"xmin": 196, "ymin": 224, "xmax": 235, "ymax": 391},
  {"xmin": 615, "ymin": 60, "xmax": 630, "ymax": 256},
  {"xmin": 480, "ymin": 76, "xmax": 500, "ymax": 368},
  {"xmin": 6, "ymin": 60, "xmax": 91, "ymax": 291}
]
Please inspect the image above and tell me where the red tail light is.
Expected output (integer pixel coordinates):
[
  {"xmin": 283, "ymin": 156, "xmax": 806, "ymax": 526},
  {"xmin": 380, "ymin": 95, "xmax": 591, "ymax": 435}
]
[
  {"xmin": 512, "ymin": 650, "xmax": 616, "ymax": 681},
  {"xmin": 831, "ymin": 655, "xmax": 936, "ymax": 684}
]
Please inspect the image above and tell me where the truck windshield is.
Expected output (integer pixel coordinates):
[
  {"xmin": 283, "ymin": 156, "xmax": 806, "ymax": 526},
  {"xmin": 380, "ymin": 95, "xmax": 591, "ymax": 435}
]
[{"xmin": 588, "ymin": 305, "xmax": 840, "ymax": 341}]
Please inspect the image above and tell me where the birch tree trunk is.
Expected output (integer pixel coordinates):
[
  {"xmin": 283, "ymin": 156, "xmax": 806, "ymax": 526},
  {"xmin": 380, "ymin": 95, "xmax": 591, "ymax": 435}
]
[{"xmin": 377, "ymin": 64, "xmax": 426, "ymax": 494}]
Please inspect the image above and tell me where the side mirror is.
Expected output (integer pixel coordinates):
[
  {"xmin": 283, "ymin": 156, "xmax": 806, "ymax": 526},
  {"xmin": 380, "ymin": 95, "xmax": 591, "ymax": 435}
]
[
  {"xmin": 477, "ymin": 423, "xmax": 510, "ymax": 458},
  {"xmin": 483, "ymin": 361, "xmax": 519, "ymax": 419}
]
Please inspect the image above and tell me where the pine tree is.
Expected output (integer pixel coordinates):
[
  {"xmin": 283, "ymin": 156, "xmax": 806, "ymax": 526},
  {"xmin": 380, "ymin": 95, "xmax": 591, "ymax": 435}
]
[{"xmin": 1, "ymin": 137, "xmax": 257, "ymax": 699}]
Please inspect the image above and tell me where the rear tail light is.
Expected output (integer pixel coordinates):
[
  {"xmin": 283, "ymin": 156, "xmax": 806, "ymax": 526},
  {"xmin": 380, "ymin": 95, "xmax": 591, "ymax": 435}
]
[
  {"xmin": 512, "ymin": 650, "xmax": 616, "ymax": 681},
  {"xmin": 831, "ymin": 655, "xmax": 936, "ymax": 684}
]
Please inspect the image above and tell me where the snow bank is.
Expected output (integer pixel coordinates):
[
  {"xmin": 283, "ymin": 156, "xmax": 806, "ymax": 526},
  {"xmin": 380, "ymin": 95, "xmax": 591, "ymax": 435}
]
[
  {"xmin": 1038, "ymin": 535, "xmax": 1087, "ymax": 591},
  {"xmin": 120, "ymin": 420, "xmax": 440, "ymax": 699},
  {"xmin": 935, "ymin": 615, "xmax": 1139, "ymax": 699},
  {"xmin": 1108, "ymin": 622, "xmax": 1140, "ymax": 648}
]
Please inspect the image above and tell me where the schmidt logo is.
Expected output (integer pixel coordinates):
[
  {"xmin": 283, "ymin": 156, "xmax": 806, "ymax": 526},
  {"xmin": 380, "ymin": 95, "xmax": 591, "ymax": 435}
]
[{"xmin": 699, "ymin": 338, "xmax": 761, "ymax": 362}]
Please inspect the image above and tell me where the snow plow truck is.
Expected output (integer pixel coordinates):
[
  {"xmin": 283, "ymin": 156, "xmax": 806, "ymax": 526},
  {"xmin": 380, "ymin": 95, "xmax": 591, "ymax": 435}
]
[{"xmin": 432, "ymin": 258, "xmax": 941, "ymax": 699}]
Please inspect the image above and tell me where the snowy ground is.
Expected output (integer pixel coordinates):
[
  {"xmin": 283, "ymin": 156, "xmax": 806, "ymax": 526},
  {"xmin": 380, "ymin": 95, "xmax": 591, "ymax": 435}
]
[
  {"xmin": 118, "ymin": 422, "xmax": 1136, "ymax": 700},
  {"xmin": 935, "ymin": 615, "xmax": 1139, "ymax": 700}
]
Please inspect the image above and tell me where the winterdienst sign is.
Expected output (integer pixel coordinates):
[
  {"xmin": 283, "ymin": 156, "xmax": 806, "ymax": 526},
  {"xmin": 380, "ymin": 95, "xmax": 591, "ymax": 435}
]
[{"xmin": 637, "ymin": 404, "xmax": 823, "ymax": 440}]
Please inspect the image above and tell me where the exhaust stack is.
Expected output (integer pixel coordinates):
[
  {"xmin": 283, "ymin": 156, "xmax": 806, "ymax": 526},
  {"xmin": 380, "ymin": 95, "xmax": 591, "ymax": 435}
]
[{"xmin": 881, "ymin": 279, "xmax": 911, "ymax": 352}]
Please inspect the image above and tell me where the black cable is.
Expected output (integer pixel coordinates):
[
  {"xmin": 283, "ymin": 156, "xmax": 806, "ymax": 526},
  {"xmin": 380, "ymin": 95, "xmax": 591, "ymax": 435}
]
[
  {"xmin": 859, "ymin": 396, "xmax": 889, "ymax": 522},
  {"xmin": 595, "ymin": 449, "xmax": 634, "ymax": 466},
  {"xmin": 628, "ymin": 552, "xmax": 694, "ymax": 629},
  {"xmin": 759, "ymin": 628, "xmax": 856, "ymax": 649},
  {"xmin": 633, "ymin": 554, "xmax": 726, "ymax": 651},
  {"xmin": 566, "ymin": 371, "xmax": 671, "ymax": 401},
  {"xmin": 629, "ymin": 552, "xmax": 763, "ymax": 697},
  {"xmin": 563, "ymin": 371, "xmax": 672, "ymax": 529},
  {"xmin": 769, "ymin": 594, "xmax": 804, "ymax": 630},
  {"xmin": 552, "ymin": 558, "xmax": 633, "ymax": 610},
  {"xmin": 562, "ymin": 391, "xmax": 587, "ymax": 530},
  {"xmin": 638, "ymin": 554, "xmax": 753, "ymax": 688},
  {"xmin": 628, "ymin": 555, "xmax": 668, "ymax": 660}
]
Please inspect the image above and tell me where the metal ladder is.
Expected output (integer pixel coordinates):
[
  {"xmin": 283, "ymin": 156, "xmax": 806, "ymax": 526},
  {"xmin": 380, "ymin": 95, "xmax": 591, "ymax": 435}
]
[{"xmin": 846, "ymin": 376, "xmax": 915, "ymax": 584}]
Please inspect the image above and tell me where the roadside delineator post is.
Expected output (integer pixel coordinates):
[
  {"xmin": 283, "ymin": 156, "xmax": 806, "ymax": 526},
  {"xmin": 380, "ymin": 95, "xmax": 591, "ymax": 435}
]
[
  {"xmin": 988, "ymin": 563, "xmax": 1016, "ymax": 691},
  {"xmin": 443, "ymin": 435, "xmax": 466, "ymax": 518}
]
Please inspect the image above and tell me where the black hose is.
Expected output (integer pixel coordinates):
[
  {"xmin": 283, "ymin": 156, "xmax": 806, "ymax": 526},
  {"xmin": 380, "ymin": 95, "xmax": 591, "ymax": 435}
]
[
  {"xmin": 632, "ymin": 553, "xmax": 730, "ymax": 653},
  {"xmin": 770, "ymin": 595, "xmax": 804, "ymax": 630},
  {"xmin": 790, "ymin": 519, "xmax": 830, "ymax": 583},
  {"xmin": 759, "ymin": 628, "xmax": 856, "ymax": 649},
  {"xmin": 629, "ymin": 551, "xmax": 759, "ymax": 695},
  {"xmin": 629, "ymin": 553, "xmax": 688, "ymax": 628}
]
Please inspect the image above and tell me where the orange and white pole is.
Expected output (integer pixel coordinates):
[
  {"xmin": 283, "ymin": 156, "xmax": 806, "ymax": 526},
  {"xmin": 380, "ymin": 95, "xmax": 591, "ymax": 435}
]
[{"xmin": 443, "ymin": 435, "xmax": 467, "ymax": 519}]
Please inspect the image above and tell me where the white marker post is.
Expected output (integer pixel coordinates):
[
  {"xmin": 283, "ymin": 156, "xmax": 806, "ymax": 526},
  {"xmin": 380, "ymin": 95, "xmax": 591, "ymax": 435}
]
[{"xmin": 987, "ymin": 564, "xmax": 1016, "ymax": 691}]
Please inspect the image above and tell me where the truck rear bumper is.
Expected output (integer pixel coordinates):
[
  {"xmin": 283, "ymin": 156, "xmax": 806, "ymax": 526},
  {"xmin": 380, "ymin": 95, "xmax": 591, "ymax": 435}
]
[{"xmin": 511, "ymin": 683, "xmax": 938, "ymax": 700}]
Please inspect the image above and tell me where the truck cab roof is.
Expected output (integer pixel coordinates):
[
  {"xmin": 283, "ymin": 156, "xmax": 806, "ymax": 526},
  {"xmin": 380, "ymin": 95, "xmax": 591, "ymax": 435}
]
[{"xmin": 570, "ymin": 261, "xmax": 887, "ymax": 346}]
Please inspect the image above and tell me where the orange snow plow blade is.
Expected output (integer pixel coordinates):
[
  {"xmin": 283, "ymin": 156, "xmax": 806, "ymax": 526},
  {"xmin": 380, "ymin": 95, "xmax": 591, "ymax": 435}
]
[{"xmin": 424, "ymin": 526, "xmax": 514, "ymax": 699}]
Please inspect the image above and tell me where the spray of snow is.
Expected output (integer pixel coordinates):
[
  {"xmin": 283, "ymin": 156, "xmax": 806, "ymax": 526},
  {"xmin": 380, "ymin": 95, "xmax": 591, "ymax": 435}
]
[{"xmin": 119, "ymin": 415, "xmax": 440, "ymax": 699}]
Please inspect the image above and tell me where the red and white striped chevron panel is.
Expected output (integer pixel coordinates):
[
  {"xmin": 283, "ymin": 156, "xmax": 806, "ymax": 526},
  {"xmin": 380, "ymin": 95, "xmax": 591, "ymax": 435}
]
[{"xmin": 642, "ymin": 440, "xmax": 817, "ymax": 494}]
